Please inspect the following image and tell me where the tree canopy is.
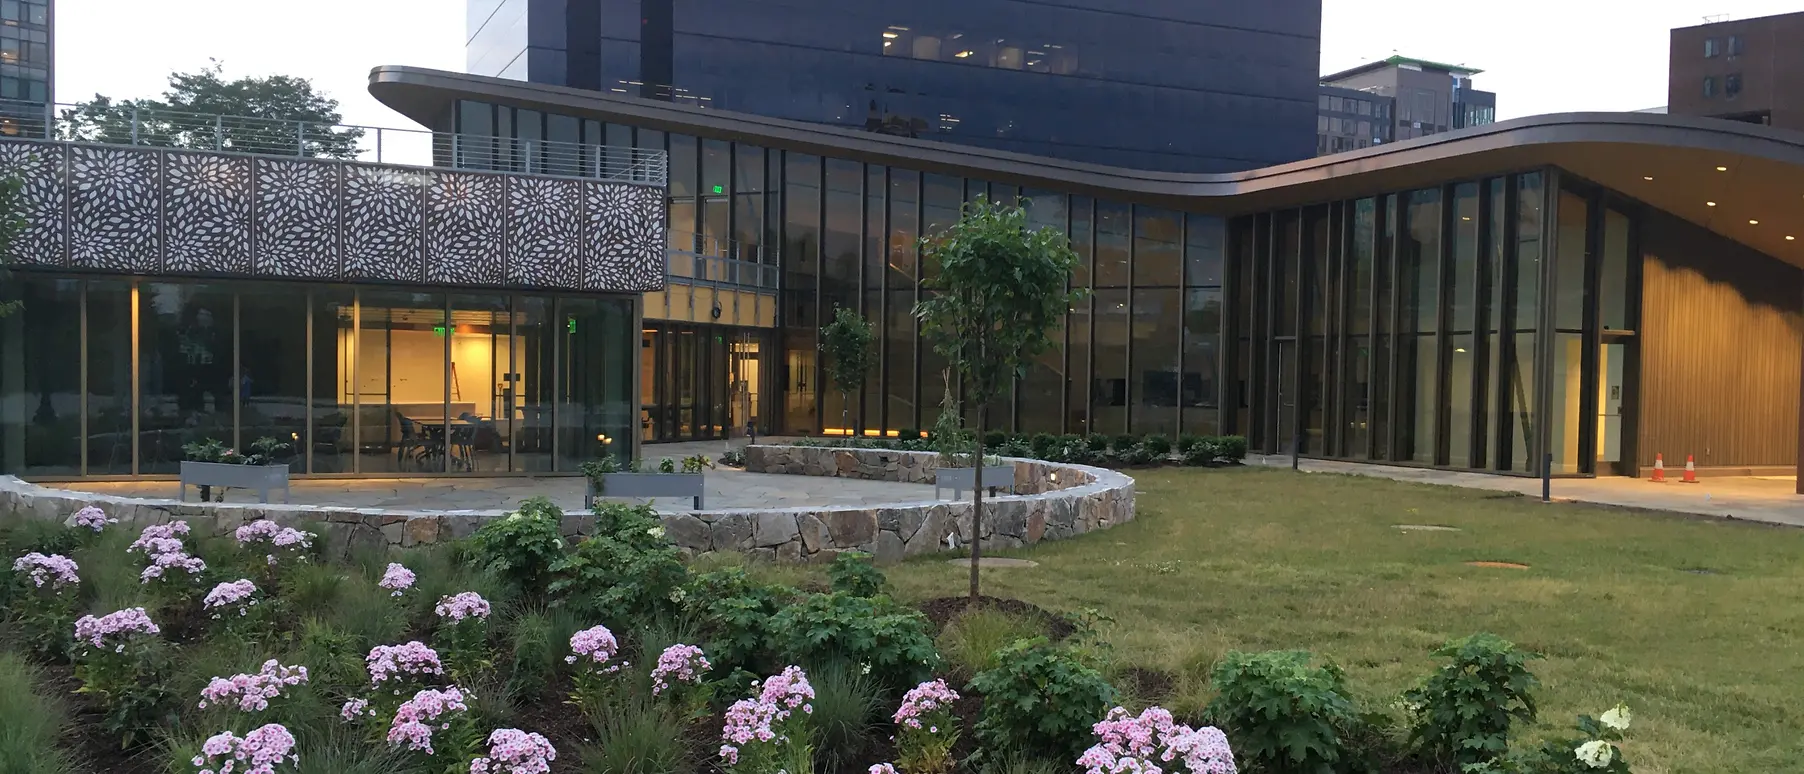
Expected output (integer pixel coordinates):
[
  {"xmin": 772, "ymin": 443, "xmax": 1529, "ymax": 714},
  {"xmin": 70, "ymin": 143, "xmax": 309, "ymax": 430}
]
[
  {"xmin": 821, "ymin": 306, "xmax": 878, "ymax": 430},
  {"xmin": 60, "ymin": 61, "xmax": 364, "ymax": 159}
]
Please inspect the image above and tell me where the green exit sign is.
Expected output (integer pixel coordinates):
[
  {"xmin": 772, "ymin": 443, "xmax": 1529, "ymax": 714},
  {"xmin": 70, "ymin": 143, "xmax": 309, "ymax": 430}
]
[{"xmin": 711, "ymin": 184, "xmax": 724, "ymax": 194}]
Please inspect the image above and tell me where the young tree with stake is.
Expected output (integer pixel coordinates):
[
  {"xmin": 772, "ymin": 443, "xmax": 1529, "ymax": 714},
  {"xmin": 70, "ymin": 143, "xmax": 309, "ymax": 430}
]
[
  {"xmin": 820, "ymin": 306, "xmax": 878, "ymax": 437},
  {"xmin": 915, "ymin": 196, "xmax": 1083, "ymax": 602}
]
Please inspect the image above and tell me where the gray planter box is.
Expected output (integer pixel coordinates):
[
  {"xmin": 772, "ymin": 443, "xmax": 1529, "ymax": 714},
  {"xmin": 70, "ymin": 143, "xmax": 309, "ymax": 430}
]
[
  {"xmin": 935, "ymin": 464, "xmax": 1017, "ymax": 500},
  {"xmin": 179, "ymin": 461, "xmax": 290, "ymax": 504},
  {"xmin": 586, "ymin": 472, "xmax": 705, "ymax": 510}
]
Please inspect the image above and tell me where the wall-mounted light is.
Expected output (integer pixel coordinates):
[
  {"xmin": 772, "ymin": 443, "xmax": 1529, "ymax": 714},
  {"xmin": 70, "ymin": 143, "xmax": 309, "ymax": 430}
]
[
  {"xmin": 1716, "ymin": 166, "xmax": 1729, "ymax": 172},
  {"xmin": 1643, "ymin": 176, "xmax": 1654, "ymax": 181},
  {"xmin": 1749, "ymin": 219, "xmax": 1760, "ymax": 225},
  {"xmin": 1706, "ymin": 201, "xmax": 1717, "ymax": 207},
  {"xmin": 1788, "ymin": 236, "xmax": 1797, "ymax": 241}
]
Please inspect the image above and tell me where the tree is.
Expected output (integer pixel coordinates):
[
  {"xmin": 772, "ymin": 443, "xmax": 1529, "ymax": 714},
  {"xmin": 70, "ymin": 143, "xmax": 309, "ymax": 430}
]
[
  {"xmin": 820, "ymin": 306, "xmax": 878, "ymax": 436},
  {"xmin": 915, "ymin": 196, "xmax": 1084, "ymax": 602},
  {"xmin": 0, "ymin": 175, "xmax": 25, "ymax": 318},
  {"xmin": 60, "ymin": 61, "xmax": 363, "ymax": 159}
]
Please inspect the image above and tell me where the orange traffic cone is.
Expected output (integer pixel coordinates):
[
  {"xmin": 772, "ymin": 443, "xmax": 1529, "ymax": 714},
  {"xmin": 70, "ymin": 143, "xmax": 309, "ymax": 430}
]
[
  {"xmin": 1682, "ymin": 454, "xmax": 1699, "ymax": 484},
  {"xmin": 1650, "ymin": 453, "xmax": 1667, "ymax": 483}
]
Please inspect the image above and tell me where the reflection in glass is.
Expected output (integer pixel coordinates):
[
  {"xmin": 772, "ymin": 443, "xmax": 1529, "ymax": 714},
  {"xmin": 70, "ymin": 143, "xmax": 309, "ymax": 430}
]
[
  {"xmin": 558, "ymin": 298, "xmax": 633, "ymax": 470},
  {"xmin": 0, "ymin": 278, "xmax": 79, "ymax": 475},
  {"xmin": 887, "ymin": 170, "xmax": 919, "ymax": 430},
  {"xmin": 139, "ymin": 283, "xmax": 235, "ymax": 474},
  {"xmin": 1181, "ymin": 289, "xmax": 1221, "ymax": 435},
  {"xmin": 1091, "ymin": 289, "xmax": 1129, "ymax": 434},
  {"xmin": 1131, "ymin": 288, "xmax": 1179, "ymax": 435},
  {"xmin": 1095, "ymin": 202, "xmax": 1130, "ymax": 287},
  {"xmin": 1185, "ymin": 214, "xmax": 1224, "ymax": 287},
  {"xmin": 238, "ymin": 284, "xmax": 307, "ymax": 472},
  {"xmin": 1396, "ymin": 189, "xmax": 1441, "ymax": 464},
  {"xmin": 1343, "ymin": 199, "xmax": 1374, "ymax": 457},
  {"xmin": 783, "ymin": 153, "xmax": 821, "ymax": 433},
  {"xmin": 1506, "ymin": 172, "xmax": 1544, "ymax": 472},
  {"xmin": 1133, "ymin": 207, "xmax": 1181, "ymax": 287},
  {"xmin": 1448, "ymin": 183, "xmax": 1479, "ymax": 467},
  {"xmin": 1548, "ymin": 190, "xmax": 1589, "ymax": 474},
  {"xmin": 310, "ymin": 290, "xmax": 354, "ymax": 474},
  {"xmin": 88, "ymin": 281, "xmax": 134, "ymax": 475},
  {"xmin": 355, "ymin": 291, "xmax": 448, "ymax": 474}
]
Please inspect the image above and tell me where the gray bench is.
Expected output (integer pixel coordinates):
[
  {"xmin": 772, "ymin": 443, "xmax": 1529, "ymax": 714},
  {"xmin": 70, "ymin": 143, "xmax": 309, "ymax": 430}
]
[
  {"xmin": 935, "ymin": 464, "xmax": 1018, "ymax": 500},
  {"xmin": 179, "ymin": 461, "xmax": 291, "ymax": 504}
]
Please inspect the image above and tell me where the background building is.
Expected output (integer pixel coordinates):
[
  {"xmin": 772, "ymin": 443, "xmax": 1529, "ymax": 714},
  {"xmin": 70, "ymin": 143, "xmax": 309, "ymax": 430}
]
[
  {"xmin": 1668, "ymin": 10, "xmax": 1804, "ymax": 130},
  {"xmin": 0, "ymin": 0, "xmax": 51, "ymax": 121},
  {"xmin": 464, "ymin": 0, "xmax": 1322, "ymax": 173},
  {"xmin": 1316, "ymin": 84, "xmax": 1392, "ymax": 156},
  {"xmin": 1320, "ymin": 56, "xmax": 1495, "ymax": 147}
]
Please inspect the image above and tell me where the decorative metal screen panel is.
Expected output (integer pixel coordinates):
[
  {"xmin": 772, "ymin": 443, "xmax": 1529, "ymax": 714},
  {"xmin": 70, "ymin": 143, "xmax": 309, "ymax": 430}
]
[{"xmin": 0, "ymin": 139, "xmax": 667, "ymax": 293}]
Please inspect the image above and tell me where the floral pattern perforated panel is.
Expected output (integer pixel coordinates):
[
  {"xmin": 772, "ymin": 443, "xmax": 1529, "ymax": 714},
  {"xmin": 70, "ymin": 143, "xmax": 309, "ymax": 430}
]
[
  {"xmin": 68, "ymin": 146, "xmax": 162, "ymax": 272},
  {"xmin": 1, "ymin": 139, "xmax": 665, "ymax": 292},
  {"xmin": 424, "ymin": 172, "xmax": 505, "ymax": 284},
  {"xmin": 0, "ymin": 142, "xmax": 65, "ymax": 267},
  {"xmin": 506, "ymin": 176, "xmax": 583, "ymax": 288},
  {"xmin": 164, "ymin": 152, "xmax": 252, "ymax": 274},
  {"xmin": 254, "ymin": 158, "xmax": 341, "ymax": 278}
]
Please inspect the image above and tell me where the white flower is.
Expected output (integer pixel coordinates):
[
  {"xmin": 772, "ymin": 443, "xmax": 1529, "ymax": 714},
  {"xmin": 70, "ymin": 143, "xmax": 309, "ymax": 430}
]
[
  {"xmin": 647, "ymin": 526, "xmax": 666, "ymax": 539},
  {"xmin": 1599, "ymin": 703, "xmax": 1631, "ymax": 731},
  {"xmin": 1576, "ymin": 740, "xmax": 1614, "ymax": 769}
]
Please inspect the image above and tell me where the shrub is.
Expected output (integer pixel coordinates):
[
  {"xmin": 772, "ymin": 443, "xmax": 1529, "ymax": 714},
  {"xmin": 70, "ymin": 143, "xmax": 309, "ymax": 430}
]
[
  {"xmin": 683, "ymin": 567, "xmax": 790, "ymax": 674},
  {"xmin": 1405, "ymin": 633, "xmax": 1540, "ymax": 768},
  {"xmin": 827, "ymin": 551, "xmax": 886, "ymax": 598},
  {"xmin": 984, "ymin": 430, "xmax": 1009, "ymax": 448},
  {"xmin": 1083, "ymin": 434, "xmax": 1111, "ymax": 453},
  {"xmin": 1215, "ymin": 435, "xmax": 1249, "ymax": 463},
  {"xmin": 968, "ymin": 637, "xmax": 1116, "ymax": 763},
  {"xmin": 1141, "ymin": 434, "xmax": 1173, "ymax": 457},
  {"xmin": 996, "ymin": 435, "xmax": 1033, "ymax": 459},
  {"xmin": 1182, "ymin": 443, "xmax": 1217, "ymax": 467},
  {"xmin": 1485, "ymin": 704, "xmax": 1634, "ymax": 774},
  {"xmin": 936, "ymin": 608, "xmax": 1046, "ymax": 678},
  {"xmin": 770, "ymin": 592, "xmax": 939, "ymax": 691},
  {"xmin": 0, "ymin": 651, "xmax": 76, "ymax": 774},
  {"xmin": 549, "ymin": 503, "xmax": 688, "ymax": 625},
  {"xmin": 468, "ymin": 496, "xmax": 567, "ymax": 594},
  {"xmin": 1028, "ymin": 433, "xmax": 1060, "ymax": 460},
  {"xmin": 808, "ymin": 661, "xmax": 886, "ymax": 774},
  {"xmin": 7, "ymin": 552, "xmax": 81, "ymax": 658},
  {"xmin": 1115, "ymin": 444, "xmax": 1157, "ymax": 466},
  {"xmin": 1206, "ymin": 650, "xmax": 1354, "ymax": 774},
  {"xmin": 71, "ymin": 607, "xmax": 172, "ymax": 746},
  {"xmin": 1175, "ymin": 434, "xmax": 1205, "ymax": 455},
  {"xmin": 893, "ymin": 679, "xmax": 962, "ymax": 774},
  {"xmin": 1109, "ymin": 434, "xmax": 1139, "ymax": 454}
]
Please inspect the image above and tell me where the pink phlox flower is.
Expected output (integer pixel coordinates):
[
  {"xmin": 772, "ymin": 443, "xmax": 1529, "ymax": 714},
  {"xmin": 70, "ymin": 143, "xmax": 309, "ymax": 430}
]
[
  {"xmin": 202, "ymin": 579, "xmax": 259, "ymax": 618},
  {"xmin": 191, "ymin": 722, "xmax": 297, "ymax": 774},
  {"xmin": 893, "ymin": 678, "xmax": 960, "ymax": 730},
  {"xmin": 386, "ymin": 687, "xmax": 470, "ymax": 754},
  {"xmin": 197, "ymin": 659, "xmax": 308, "ymax": 712},
  {"xmin": 140, "ymin": 549, "xmax": 207, "ymax": 583},
  {"xmin": 12, "ymin": 552, "xmax": 80, "ymax": 590},
  {"xmin": 650, "ymin": 644, "xmax": 711, "ymax": 696},
  {"xmin": 567, "ymin": 625, "xmax": 620, "ymax": 669},
  {"xmin": 434, "ymin": 591, "xmax": 492, "ymax": 622},
  {"xmin": 870, "ymin": 765, "xmax": 901, "ymax": 774},
  {"xmin": 468, "ymin": 728, "xmax": 557, "ymax": 774},
  {"xmin": 366, "ymin": 641, "xmax": 445, "ymax": 686},
  {"xmin": 379, "ymin": 563, "xmax": 415, "ymax": 596},
  {"xmin": 1080, "ymin": 706, "xmax": 1236, "ymax": 774},
  {"xmin": 71, "ymin": 505, "xmax": 117, "ymax": 532},
  {"xmin": 234, "ymin": 520, "xmax": 314, "ymax": 555},
  {"xmin": 72, "ymin": 607, "xmax": 160, "ymax": 652},
  {"xmin": 339, "ymin": 698, "xmax": 371, "ymax": 722},
  {"xmin": 129, "ymin": 521, "xmax": 191, "ymax": 554},
  {"xmin": 757, "ymin": 665, "xmax": 814, "ymax": 712}
]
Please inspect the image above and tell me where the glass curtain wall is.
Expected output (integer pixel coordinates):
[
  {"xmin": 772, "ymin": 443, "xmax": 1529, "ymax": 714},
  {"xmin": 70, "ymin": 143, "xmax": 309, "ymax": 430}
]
[
  {"xmin": 0, "ymin": 276, "xmax": 634, "ymax": 478},
  {"xmin": 1229, "ymin": 169, "xmax": 1617, "ymax": 476}
]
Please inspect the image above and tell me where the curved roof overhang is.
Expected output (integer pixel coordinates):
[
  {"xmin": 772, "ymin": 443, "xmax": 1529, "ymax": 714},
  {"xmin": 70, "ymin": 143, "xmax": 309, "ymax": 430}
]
[{"xmin": 371, "ymin": 66, "xmax": 1804, "ymax": 266}]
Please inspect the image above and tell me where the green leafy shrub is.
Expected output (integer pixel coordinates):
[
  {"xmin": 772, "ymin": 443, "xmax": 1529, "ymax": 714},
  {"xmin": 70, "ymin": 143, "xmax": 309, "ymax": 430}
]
[
  {"xmin": 969, "ymin": 637, "xmax": 1116, "ymax": 763},
  {"xmin": 984, "ymin": 430, "xmax": 1010, "ymax": 448},
  {"xmin": 1175, "ymin": 434, "xmax": 1206, "ymax": 455},
  {"xmin": 1084, "ymin": 434, "xmax": 1111, "ymax": 453},
  {"xmin": 996, "ymin": 435, "xmax": 1033, "ymax": 458},
  {"xmin": 1116, "ymin": 444, "xmax": 1157, "ymax": 466},
  {"xmin": 1028, "ymin": 433, "xmax": 1060, "ymax": 460},
  {"xmin": 770, "ymin": 592, "xmax": 938, "ymax": 691},
  {"xmin": 1206, "ymin": 650, "xmax": 1354, "ymax": 774},
  {"xmin": 549, "ymin": 503, "xmax": 687, "ymax": 625},
  {"xmin": 1405, "ymin": 633, "xmax": 1540, "ymax": 768},
  {"xmin": 1109, "ymin": 434, "xmax": 1139, "ymax": 454},
  {"xmin": 468, "ymin": 496, "xmax": 567, "ymax": 593},
  {"xmin": 1215, "ymin": 435, "xmax": 1249, "ymax": 463},
  {"xmin": 937, "ymin": 608, "xmax": 1046, "ymax": 678},
  {"xmin": 683, "ymin": 567, "xmax": 791, "ymax": 673},
  {"xmin": 1182, "ymin": 442, "xmax": 1218, "ymax": 467},
  {"xmin": 1141, "ymin": 434, "xmax": 1173, "ymax": 456},
  {"xmin": 827, "ymin": 551, "xmax": 886, "ymax": 597}
]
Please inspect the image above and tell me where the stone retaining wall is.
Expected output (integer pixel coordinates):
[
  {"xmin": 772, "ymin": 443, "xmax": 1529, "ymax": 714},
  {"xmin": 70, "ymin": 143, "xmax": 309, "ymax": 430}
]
[{"xmin": 0, "ymin": 446, "xmax": 1134, "ymax": 564}]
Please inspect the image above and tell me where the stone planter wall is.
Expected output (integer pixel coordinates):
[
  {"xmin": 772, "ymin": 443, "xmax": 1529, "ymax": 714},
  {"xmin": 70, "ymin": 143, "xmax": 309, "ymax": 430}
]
[{"xmin": 0, "ymin": 445, "xmax": 1133, "ymax": 565}]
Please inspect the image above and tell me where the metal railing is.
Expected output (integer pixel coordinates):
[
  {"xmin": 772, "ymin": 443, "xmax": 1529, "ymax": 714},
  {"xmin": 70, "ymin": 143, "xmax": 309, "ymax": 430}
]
[
  {"xmin": 665, "ymin": 230, "xmax": 780, "ymax": 290},
  {"xmin": 0, "ymin": 99, "xmax": 667, "ymax": 185}
]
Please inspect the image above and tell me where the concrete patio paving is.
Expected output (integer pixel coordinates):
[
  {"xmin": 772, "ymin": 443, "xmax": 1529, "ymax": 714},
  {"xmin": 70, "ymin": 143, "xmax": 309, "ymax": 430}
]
[{"xmin": 1250, "ymin": 454, "xmax": 1804, "ymax": 528}]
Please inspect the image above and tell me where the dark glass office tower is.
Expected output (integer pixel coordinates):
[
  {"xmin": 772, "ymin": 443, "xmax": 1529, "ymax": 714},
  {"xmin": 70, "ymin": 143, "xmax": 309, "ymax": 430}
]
[
  {"xmin": 464, "ymin": 0, "xmax": 1321, "ymax": 173},
  {"xmin": 0, "ymin": 0, "xmax": 51, "ymax": 108}
]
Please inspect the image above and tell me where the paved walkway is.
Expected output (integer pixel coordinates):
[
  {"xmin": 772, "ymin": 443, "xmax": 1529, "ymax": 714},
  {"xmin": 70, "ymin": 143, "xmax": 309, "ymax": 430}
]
[
  {"xmin": 1250, "ymin": 455, "xmax": 1804, "ymax": 528},
  {"xmin": 61, "ymin": 438, "xmax": 940, "ymax": 514}
]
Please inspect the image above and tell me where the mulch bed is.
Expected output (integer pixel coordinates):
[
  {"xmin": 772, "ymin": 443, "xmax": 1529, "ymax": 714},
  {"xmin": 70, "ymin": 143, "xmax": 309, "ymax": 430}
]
[
  {"xmin": 1110, "ymin": 665, "xmax": 1178, "ymax": 703},
  {"xmin": 915, "ymin": 595, "xmax": 1076, "ymax": 641}
]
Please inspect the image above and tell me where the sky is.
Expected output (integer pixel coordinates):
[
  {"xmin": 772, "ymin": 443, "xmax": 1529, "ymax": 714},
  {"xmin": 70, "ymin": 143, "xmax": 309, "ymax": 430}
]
[{"xmin": 55, "ymin": 0, "xmax": 1804, "ymax": 133}]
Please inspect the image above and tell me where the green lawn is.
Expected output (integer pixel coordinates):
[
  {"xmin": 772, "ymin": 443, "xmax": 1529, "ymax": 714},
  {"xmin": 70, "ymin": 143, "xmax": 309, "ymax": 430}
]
[{"xmin": 879, "ymin": 467, "xmax": 1804, "ymax": 774}]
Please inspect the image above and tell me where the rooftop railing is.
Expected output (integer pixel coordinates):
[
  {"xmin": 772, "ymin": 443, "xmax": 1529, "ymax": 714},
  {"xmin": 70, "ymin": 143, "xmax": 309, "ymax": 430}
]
[{"xmin": 0, "ymin": 99, "xmax": 667, "ymax": 185}]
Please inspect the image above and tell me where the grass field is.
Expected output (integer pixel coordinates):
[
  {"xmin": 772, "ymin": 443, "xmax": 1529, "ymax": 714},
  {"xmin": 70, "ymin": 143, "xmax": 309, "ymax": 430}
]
[{"xmin": 874, "ymin": 466, "xmax": 1804, "ymax": 774}]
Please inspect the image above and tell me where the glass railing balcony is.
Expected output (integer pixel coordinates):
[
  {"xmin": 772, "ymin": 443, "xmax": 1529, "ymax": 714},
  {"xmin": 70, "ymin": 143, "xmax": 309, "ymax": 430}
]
[
  {"xmin": 0, "ymin": 99, "xmax": 667, "ymax": 185},
  {"xmin": 665, "ymin": 231, "xmax": 780, "ymax": 290}
]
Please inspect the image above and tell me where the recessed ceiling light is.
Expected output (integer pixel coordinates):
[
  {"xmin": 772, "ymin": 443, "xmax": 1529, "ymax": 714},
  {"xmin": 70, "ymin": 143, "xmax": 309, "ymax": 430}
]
[
  {"xmin": 1716, "ymin": 166, "xmax": 1729, "ymax": 172},
  {"xmin": 1643, "ymin": 176, "xmax": 1654, "ymax": 181},
  {"xmin": 1706, "ymin": 201, "xmax": 1717, "ymax": 207},
  {"xmin": 1750, "ymin": 219, "xmax": 1760, "ymax": 225},
  {"xmin": 1789, "ymin": 236, "xmax": 1797, "ymax": 241}
]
